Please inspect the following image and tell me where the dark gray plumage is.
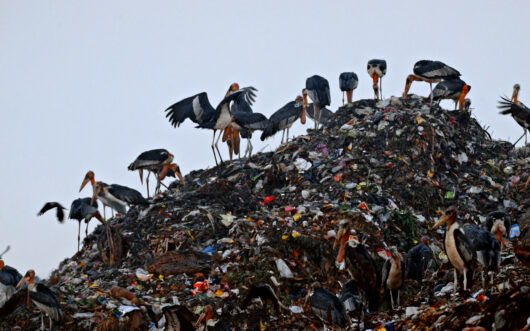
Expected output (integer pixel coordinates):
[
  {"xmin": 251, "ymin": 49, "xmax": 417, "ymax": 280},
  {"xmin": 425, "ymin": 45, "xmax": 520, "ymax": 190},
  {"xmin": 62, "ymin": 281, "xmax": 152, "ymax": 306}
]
[
  {"xmin": 339, "ymin": 72, "xmax": 359, "ymax": 92},
  {"xmin": 0, "ymin": 263, "xmax": 22, "ymax": 308},
  {"xmin": 464, "ymin": 224, "xmax": 501, "ymax": 286},
  {"xmin": 260, "ymin": 98, "xmax": 305, "ymax": 142},
  {"xmin": 406, "ymin": 241, "xmax": 433, "ymax": 281},
  {"xmin": 37, "ymin": 202, "xmax": 66, "ymax": 223},
  {"xmin": 498, "ymin": 96, "xmax": 530, "ymax": 144},
  {"xmin": 309, "ymin": 288, "xmax": 348, "ymax": 327},
  {"xmin": 128, "ymin": 149, "xmax": 173, "ymax": 171},
  {"xmin": 339, "ymin": 280, "xmax": 362, "ymax": 314},
  {"xmin": 413, "ymin": 60, "xmax": 460, "ymax": 80},
  {"xmin": 306, "ymin": 103, "xmax": 333, "ymax": 126}
]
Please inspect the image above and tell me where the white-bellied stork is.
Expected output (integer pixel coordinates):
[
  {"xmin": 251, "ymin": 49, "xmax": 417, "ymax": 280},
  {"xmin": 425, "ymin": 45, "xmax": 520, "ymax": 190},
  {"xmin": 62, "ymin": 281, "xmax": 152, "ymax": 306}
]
[
  {"xmin": 37, "ymin": 202, "xmax": 66, "ymax": 223},
  {"xmin": 334, "ymin": 218, "xmax": 381, "ymax": 312},
  {"xmin": 431, "ymin": 78, "xmax": 471, "ymax": 110},
  {"xmin": 127, "ymin": 149, "xmax": 174, "ymax": 197},
  {"xmin": 231, "ymin": 112, "xmax": 268, "ymax": 159},
  {"xmin": 68, "ymin": 197, "xmax": 104, "ymax": 251},
  {"xmin": 16, "ymin": 270, "xmax": 63, "ymax": 331},
  {"xmin": 164, "ymin": 84, "xmax": 257, "ymax": 165},
  {"xmin": 381, "ymin": 246, "xmax": 405, "ymax": 310},
  {"xmin": 260, "ymin": 95, "xmax": 307, "ymax": 144},
  {"xmin": 406, "ymin": 236, "xmax": 434, "ymax": 282},
  {"xmin": 463, "ymin": 223, "xmax": 501, "ymax": 288},
  {"xmin": 367, "ymin": 59, "xmax": 387, "ymax": 100},
  {"xmin": 498, "ymin": 85, "xmax": 530, "ymax": 145},
  {"xmin": 0, "ymin": 259, "xmax": 22, "ymax": 308},
  {"xmin": 403, "ymin": 60, "xmax": 461, "ymax": 102},
  {"xmin": 339, "ymin": 72, "xmax": 359, "ymax": 105},
  {"xmin": 306, "ymin": 75, "xmax": 331, "ymax": 130},
  {"xmin": 90, "ymin": 181, "xmax": 149, "ymax": 216},
  {"xmin": 432, "ymin": 206, "xmax": 475, "ymax": 295}
]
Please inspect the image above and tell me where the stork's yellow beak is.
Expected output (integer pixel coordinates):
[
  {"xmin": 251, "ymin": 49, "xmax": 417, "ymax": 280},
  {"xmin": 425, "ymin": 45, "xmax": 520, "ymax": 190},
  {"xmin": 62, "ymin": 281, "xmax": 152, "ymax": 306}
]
[{"xmin": 432, "ymin": 214, "xmax": 450, "ymax": 230}]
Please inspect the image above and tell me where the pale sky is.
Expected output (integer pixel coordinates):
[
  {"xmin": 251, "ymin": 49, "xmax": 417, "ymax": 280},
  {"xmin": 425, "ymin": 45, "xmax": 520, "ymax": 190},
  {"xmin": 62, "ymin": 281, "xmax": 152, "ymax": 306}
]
[{"xmin": 1, "ymin": 1, "xmax": 529, "ymax": 277}]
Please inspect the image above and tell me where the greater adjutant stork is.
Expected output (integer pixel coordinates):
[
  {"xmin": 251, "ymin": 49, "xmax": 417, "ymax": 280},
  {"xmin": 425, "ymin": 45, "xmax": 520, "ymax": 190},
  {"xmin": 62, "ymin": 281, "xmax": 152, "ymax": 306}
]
[
  {"xmin": 37, "ymin": 202, "xmax": 66, "ymax": 222},
  {"xmin": 230, "ymin": 112, "xmax": 268, "ymax": 159},
  {"xmin": 406, "ymin": 236, "xmax": 434, "ymax": 282},
  {"xmin": 306, "ymin": 103, "xmax": 333, "ymax": 129},
  {"xmin": 463, "ymin": 223, "xmax": 501, "ymax": 288},
  {"xmin": 334, "ymin": 218, "xmax": 381, "ymax": 312},
  {"xmin": 16, "ymin": 270, "xmax": 63, "ymax": 331},
  {"xmin": 79, "ymin": 171, "xmax": 117, "ymax": 218},
  {"xmin": 403, "ymin": 60, "xmax": 461, "ymax": 102},
  {"xmin": 498, "ymin": 84, "xmax": 530, "ymax": 145},
  {"xmin": 90, "ymin": 181, "xmax": 148, "ymax": 215},
  {"xmin": 127, "ymin": 149, "xmax": 176, "ymax": 197},
  {"xmin": 431, "ymin": 78, "xmax": 471, "ymax": 110},
  {"xmin": 367, "ymin": 59, "xmax": 387, "ymax": 100},
  {"xmin": 306, "ymin": 75, "xmax": 331, "ymax": 130},
  {"xmin": 68, "ymin": 197, "xmax": 104, "ymax": 251},
  {"xmin": 164, "ymin": 84, "xmax": 257, "ymax": 165},
  {"xmin": 260, "ymin": 95, "xmax": 307, "ymax": 144},
  {"xmin": 339, "ymin": 72, "xmax": 359, "ymax": 105},
  {"xmin": 381, "ymin": 246, "xmax": 405, "ymax": 309},
  {"xmin": 0, "ymin": 259, "xmax": 22, "ymax": 308},
  {"xmin": 432, "ymin": 206, "xmax": 475, "ymax": 294}
]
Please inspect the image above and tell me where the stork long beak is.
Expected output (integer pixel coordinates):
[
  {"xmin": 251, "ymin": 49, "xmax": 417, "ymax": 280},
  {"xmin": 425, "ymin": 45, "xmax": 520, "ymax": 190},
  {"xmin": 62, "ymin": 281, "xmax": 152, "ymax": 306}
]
[
  {"xmin": 403, "ymin": 75, "xmax": 416, "ymax": 99},
  {"xmin": 458, "ymin": 85, "xmax": 471, "ymax": 110},
  {"xmin": 139, "ymin": 169, "xmax": 144, "ymax": 184},
  {"xmin": 512, "ymin": 87, "xmax": 519, "ymax": 104},
  {"xmin": 432, "ymin": 214, "xmax": 451, "ymax": 230},
  {"xmin": 333, "ymin": 228, "xmax": 349, "ymax": 263},
  {"xmin": 167, "ymin": 152, "xmax": 174, "ymax": 164},
  {"xmin": 79, "ymin": 172, "xmax": 95, "ymax": 192},
  {"xmin": 79, "ymin": 178, "xmax": 90, "ymax": 192},
  {"xmin": 158, "ymin": 164, "xmax": 170, "ymax": 181},
  {"xmin": 176, "ymin": 169, "xmax": 185, "ymax": 185},
  {"xmin": 16, "ymin": 276, "xmax": 29, "ymax": 289}
]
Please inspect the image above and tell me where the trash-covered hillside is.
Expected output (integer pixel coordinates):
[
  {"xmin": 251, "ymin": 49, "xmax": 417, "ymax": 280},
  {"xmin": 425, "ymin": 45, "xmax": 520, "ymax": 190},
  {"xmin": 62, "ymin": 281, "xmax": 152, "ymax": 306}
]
[{"xmin": 2, "ymin": 95, "xmax": 529, "ymax": 330}]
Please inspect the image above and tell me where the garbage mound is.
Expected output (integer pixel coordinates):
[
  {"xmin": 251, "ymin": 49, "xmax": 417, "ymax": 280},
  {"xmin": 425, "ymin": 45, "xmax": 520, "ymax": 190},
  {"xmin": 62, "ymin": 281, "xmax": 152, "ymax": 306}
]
[{"xmin": 2, "ymin": 95, "xmax": 529, "ymax": 330}]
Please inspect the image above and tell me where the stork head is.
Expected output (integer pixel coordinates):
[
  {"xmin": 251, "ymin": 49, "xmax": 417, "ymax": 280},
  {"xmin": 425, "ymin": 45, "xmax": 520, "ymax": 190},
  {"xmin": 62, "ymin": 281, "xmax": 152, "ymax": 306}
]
[
  {"xmin": 16, "ymin": 269, "xmax": 36, "ymax": 289},
  {"xmin": 512, "ymin": 84, "xmax": 520, "ymax": 104},
  {"xmin": 432, "ymin": 206, "xmax": 457, "ymax": 229},
  {"xmin": 403, "ymin": 74, "xmax": 418, "ymax": 98},
  {"xmin": 491, "ymin": 219, "xmax": 507, "ymax": 246},
  {"xmin": 91, "ymin": 181, "xmax": 104, "ymax": 205},
  {"xmin": 333, "ymin": 220, "xmax": 360, "ymax": 263},
  {"xmin": 80, "ymin": 170, "xmax": 95, "ymax": 192},
  {"xmin": 159, "ymin": 163, "xmax": 185, "ymax": 185},
  {"xmin": 166, "ymin": 152, "xmax": 175, "ymax": 164},
  {"xmin": 226, "ymin": 83, "xmax": 240, "ymax": 96},
  {"xmin": 388, "ymin": 246, "xmax": 403, "ymax": 263}
]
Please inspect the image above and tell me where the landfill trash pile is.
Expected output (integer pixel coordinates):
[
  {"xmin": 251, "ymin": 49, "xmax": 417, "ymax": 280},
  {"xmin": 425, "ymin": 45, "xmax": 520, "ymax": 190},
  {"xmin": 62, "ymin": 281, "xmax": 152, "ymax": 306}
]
[{"xmin": 2, "ymin": 95, "xmax": 529, "ymax": 330}]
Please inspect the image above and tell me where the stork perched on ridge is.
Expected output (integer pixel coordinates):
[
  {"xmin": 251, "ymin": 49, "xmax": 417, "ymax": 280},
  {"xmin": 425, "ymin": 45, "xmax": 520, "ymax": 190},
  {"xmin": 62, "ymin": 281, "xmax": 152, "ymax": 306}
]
[
  {"xmin": 164, "ymin": 84, "xmax": 257, "ymax": 165},
  {"xmin": 431, "ymin": 78, "xmax": 471, "ymax": 110},
  {"xmin": 260, "ymin": 95, "xmax": 307, "ymax": 144},
  {"xmin": 0, "ymin": 259, "xmax": 22, "ymax": 308},
  {"xmin": 403, "ymin": 60, "xmax": 461, "ymax": 102},
  {"xmin": 306, "ymin": 75, "xmax": 331, "ymax": 130},
  {"xmin": 339, "ymin": 72, "xmax": 358, "ymax": 105},
  {"xmin": 127, "ymin": 149, "xmax": 178, "ymax": 197},
  {"xmin": 367, "ymin": 59, "xmax": 387, "ymax": 100},
  {"xmin": 498, "ymin": 84, "xmax": 530, "ymax": 145}
]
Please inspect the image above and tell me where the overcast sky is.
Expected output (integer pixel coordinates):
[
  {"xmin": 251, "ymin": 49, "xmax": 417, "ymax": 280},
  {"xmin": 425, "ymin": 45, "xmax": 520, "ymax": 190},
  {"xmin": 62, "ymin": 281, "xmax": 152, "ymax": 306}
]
[{"xmin": 1, "ymin": 1, "xmax": 529, "ymax": 277}]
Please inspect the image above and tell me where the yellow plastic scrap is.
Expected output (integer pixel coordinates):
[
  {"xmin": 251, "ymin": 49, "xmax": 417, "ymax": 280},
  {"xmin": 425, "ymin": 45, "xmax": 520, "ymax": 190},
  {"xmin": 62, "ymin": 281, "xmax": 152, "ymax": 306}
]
[
  {"xmin": 427, "ymin": 170, "xmax": 435, "ymax": 178},
  {"xmin": 416, "ymin": 117, "xmax": 425, "ymax": 125},
  {"xmin": 376, "ymin": 327, "xmax": 387, "ymax": 331},
  {"xmin": 89, "ymin": 283, "xmax": 99, "ymax": 288},
  {"xmin": 159, "ymin": 274, "xmax": 164, "ymax": 280},
  {"xmin": 215, "ymin": 290, "xmax": 224, "ymax": 296},
  {"xmin": 187, "ymin": 230, "xmax": 194, "ymax": 240},
  {"xmin": 292, "ymin": 231, "xmax": 301, "ymax": 238},
  {"xmin": 260, "ymin": 321, "xmax": 267, "ymax": 331},
  {"xmin": 282, "ymin": 235, "xmax": 289, "ymax": 240},
  {"xmin": 293, "ymin": 214, "xmax": 302, "ymax": 221}
]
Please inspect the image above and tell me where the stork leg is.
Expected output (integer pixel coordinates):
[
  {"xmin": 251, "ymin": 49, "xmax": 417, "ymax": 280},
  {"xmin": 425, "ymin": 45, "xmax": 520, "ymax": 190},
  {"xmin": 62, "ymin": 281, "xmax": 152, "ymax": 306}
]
[
  {"xmin": 103, "ymin": 206, "xmax": 106, "ymax": 220},
  {"xmin": 342, "ymin": 91, "xmax": 345, "ymax": 105},
  {"xmin": 215, "ymin": 128, "xmax": 224, "ymax": 164},
  {"xmin": 286, "ymin": 127, "xmax": 290, "ymax": 142},
  {"xmin": 40, "ymin": 313, "xmax": 44, "ymax": 331},
  {"xmin": 453, "ymin": 269, "xmax": 458, "ymax": 295},
  {"xmin": 248, "ymin": 138, "xmax": 253, "ymax": 159},
  {"xmin": 281, "ymin": 128, "xmax": 285, "ymax": 144},
  {"xmin": 211, "ymin": 129, "xmax": 219, "ymax": 166},
  {"xmin": 145, "ymin": 171, "xmax": 150, "ymax": 198},
  {"xmin": 314, "ymin": 105, "xmax": 320, "ymax": 130},
  {"xmin": 390, "ymin": 290, "xmax": 394, "ymax": 310},
  {"xmin": 397, "ymin": 290, "xmax": 400, "ymax": 306},
  {"xmin": 481, "ymin": 269, "xmax": 485, "ymax": 288},
  {"xmin": 429, "ymin": 82, "xmax": 433, "ymax": 104},
  {"xmin": 463, "ymin": 269, "xmax": 468, "ymax": 291},
  {"xmin": 77, "ymin": 221, "xmax": 81, "ymax": 252},
  {"xmin": 380, "ymin": 77, "xmax": 383, "ymax": 100},
  {"xmin": 49, "ymin": 316, "xmax": 53, "ymax": 331}
]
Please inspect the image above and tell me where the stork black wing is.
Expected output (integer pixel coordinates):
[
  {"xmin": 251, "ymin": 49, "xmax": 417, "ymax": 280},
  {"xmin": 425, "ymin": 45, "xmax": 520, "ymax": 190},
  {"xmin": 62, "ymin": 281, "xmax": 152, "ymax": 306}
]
[
  {"xmin": 306, "ymin": 75, "xmax": 331, "ymax": 106},
  {"xmin": 108, "ymin": 184, "xmax": 148, "ymax": 206},
  {"xmin": 339, "ymin": 72, "xmax": 359, "ymax": 91},
  {"xmin": 454, "ymin": 228, "xmax": 475, "ymax": 270},
  {"xmin": 233, "ymin": 112, "xmax": 268, "ymax": 130},
  {"xmin": 230, "ymin": 87, "xmax": 258, "ymax": 115},
  {"xmin": 498, "ymin": 96, "xmax": 530, "ymax": 128},
  {"xmin": 414, "ymin": 60, "xmax": 460, "ymax": 79},
  {"xmin": 0, "ymin": 266, "xmax": 22, "ymax": 287},
  {"xmin": 165, "ymin": 92, "xmax": 216, "ymax": 127},
  {"xmin": 37, "ymin": 202, "xmax": 66, "ymax": 223}
]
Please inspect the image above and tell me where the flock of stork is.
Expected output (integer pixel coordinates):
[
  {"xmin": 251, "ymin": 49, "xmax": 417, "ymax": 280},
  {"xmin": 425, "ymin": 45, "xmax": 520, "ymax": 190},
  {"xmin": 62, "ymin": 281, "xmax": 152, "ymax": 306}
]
[{"xmin": 1, "ymin": 58, "xmax": 529, "ymax": 330}]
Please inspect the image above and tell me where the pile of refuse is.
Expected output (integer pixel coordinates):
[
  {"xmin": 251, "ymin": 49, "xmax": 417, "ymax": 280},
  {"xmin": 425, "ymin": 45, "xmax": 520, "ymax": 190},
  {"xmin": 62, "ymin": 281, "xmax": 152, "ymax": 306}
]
[{"xmin": 2, "ymin": 95, "xmax": 529, "ymax": 330}]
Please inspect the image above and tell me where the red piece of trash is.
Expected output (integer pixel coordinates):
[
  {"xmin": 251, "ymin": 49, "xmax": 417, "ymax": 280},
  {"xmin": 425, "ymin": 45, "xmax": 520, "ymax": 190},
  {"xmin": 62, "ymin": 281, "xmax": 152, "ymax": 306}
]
[
  {"xmin": 284, "ymin": 206, "xmax": 296, "ymax": 212},
  {"xmin": 260, "ymin": 196, "xmax": 276, "ymax": 206}
]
